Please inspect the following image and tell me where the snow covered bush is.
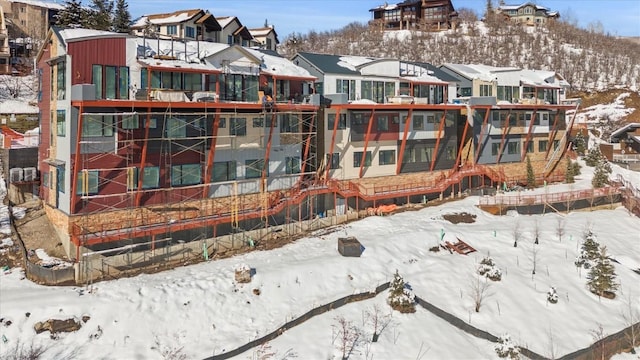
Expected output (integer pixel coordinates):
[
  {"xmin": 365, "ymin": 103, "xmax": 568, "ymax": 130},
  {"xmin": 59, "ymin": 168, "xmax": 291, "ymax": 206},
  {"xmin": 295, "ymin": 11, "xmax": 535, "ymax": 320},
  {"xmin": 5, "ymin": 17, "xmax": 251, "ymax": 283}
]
[
  {"xmin": 575, "ymin": 230, "xmax": 600, "ymax": 269},
  {"xmin": 478, "ymin": 257, "xmax": 502, "ymax": 281},
  {"xmin": 494, "ymin": 334, "xmax": 521, "ymax": 359},
  {"xmin": 387, "ymin": 270, "xmax": 416, "ymax": 313},
  {"xmin": 547, "ymin": 287, "xmax": 558, "ymax": 304}
]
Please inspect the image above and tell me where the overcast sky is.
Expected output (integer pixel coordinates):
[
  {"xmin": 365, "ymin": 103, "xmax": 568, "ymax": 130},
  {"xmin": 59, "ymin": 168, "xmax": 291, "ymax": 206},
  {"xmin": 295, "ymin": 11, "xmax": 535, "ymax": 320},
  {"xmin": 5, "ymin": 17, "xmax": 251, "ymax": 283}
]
[{"xmin": 121, "ymin": 0, "xmax": 639, "ymax": 38}]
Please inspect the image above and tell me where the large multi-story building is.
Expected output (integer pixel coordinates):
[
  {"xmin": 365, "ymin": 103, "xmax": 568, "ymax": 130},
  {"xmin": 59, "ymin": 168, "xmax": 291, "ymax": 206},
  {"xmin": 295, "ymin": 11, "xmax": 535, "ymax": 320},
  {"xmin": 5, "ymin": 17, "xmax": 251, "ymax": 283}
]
[
  {"xmin": 36, "ymin": 27, "xmax": 575, "ymax": 279},
  {"xmin": 369, "ymin": 0, "xmax": 458, "ymax": 31},
  {"xmin": 0, "ymin": 0, "xmax": 62, "ymax": 39},
  {"xmin": 496, "ymin": 2, "xmax": 559, "ymax": 26}
]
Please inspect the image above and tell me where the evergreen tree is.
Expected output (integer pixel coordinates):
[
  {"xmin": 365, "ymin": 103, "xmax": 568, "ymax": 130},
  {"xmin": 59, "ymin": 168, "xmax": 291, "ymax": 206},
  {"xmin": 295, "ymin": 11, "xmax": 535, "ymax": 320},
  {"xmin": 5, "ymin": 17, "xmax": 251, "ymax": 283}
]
[
  {"xmin": 90, "ymin": 0, "xmax": 114, "ymax": 31},
  {"xmin": 55, "ymin": 0, "xmax": 90, "ymax": 28},
  {"xmin": 112, "ymin": 0, "xmax": 131, "ymax": 33},
  {"xmin": 591, "ymin": 158, "xmax": 611, "ymax": 188},
  {"xmin": 584, "ymin": 147, "xmax": 602, "ymax": 167},
  {"xmin": 525, "ymin": 156, "xmax": 536, "ymax": 189},
  {"xmin": 574, "ymin": 130, "xmax": 586, "ymax": 156},
  {"xmin": 575, "ymin": 230, "xmax": 600, "ymax": 269},
  {"xmin": 565, "ymin": 158, "xmax": 575, "ymax": 183},
  {"xmin": 387, "ymin": 270, "xmax": 416, "ymax": 313},
  {"xmin": 587, "ymin": 246, "xmax": 618, "ymax": 298}
]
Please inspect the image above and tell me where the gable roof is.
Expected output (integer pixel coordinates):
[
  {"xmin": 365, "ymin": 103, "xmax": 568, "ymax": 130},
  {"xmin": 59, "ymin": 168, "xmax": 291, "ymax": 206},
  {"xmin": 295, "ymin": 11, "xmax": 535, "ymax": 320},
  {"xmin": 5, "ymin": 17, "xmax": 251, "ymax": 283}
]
[
  {"xmin": 295, "ymin": 52, "xmax": 367, "ymax": 75},
  {"xmin": 610, "ymin": 123, "xmax": 640, "ymax": 141},
  {"xmin": 131, "ymin": 9, "xmax": 203, "ymax": 28},
  {"xmin": 249, "ymin": 26, "xmax": 279, "ymax": 44}
]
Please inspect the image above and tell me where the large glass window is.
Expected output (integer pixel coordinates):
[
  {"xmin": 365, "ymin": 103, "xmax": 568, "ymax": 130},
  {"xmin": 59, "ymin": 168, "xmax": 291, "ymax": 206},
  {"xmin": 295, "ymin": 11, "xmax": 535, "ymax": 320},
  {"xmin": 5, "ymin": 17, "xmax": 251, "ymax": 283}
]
[
  {"xmin": 413, "ymin": 115, "xmax": 424, "ymax": 130},
  {"xmin": 538, "ymin": 140, "xmax": 548, "ymax": 152},
  {"xmin": 105, "ymin": 66, "xmax": 117, "ymax": 99},
  {"xmin": 492, "ymin": 143, "xmax": 500, "ymax": 156},
  {"xmin": 82, "ymin": 114, "xmax": 114, "ymax": 137},
  {"xmin": 280, "ymin": 113, "xmax": 299, "ymax": 133},
  {"xmin": 336, "ymin": 79, "xmax": 356, "ymax": 100},
  {"xmin": 76, "ymin": 170, "xmax": 99, "ymax": 195},
  {"xmin": 93, "ymin": 65, "xmax": 129, "ymax": 99},
  {"xmin": 167, "ymin": 25, "xmax": 177, "ymax": 35},
  {"xmin": 230, "ymin": 117, "xmax": 247, "ymax": 136},
  {"xmin": 128, "ymin": 166, "xmax": 160, "ymax": 190},
  {"xmin": 166, "ymin": 117, "xmax": 186, "ymax": 138},
  {"xmin": 92, "ymin": 65, "xmax": 103, "ymax": 99},
  {"xmin": 171, "ymin": 164, "xmax": 201, "ymax": 186},
  {"xmin": 56, "ymin": 61, "xmax": 66, "ymax": 100},
  {"xmin": 353, "ymin": 151, "xmax": 372, "ymax": 167},
  {"xmin": 122, "ymin": 114, "xmax": 139, "ymax": 130},
  {"xmin": 212, "ymin": 161, "xmax": 237, "ymax": 182},
  {"xmin": 56, "ymin": 110, "xmax": 66, "ymax": 137},
  {"xmin": 379, "ymin": 150, "xmax": 396, "ymax": 165},
  {"xmin": 507, "ymin": 142, "xmax": 519, "ymax": 155},
  {"xmin": 377, "ymin": 116, "xmax": 389, "ymax": 131},
  {"xmin": 480, "ymin": 84, "xmax": 493, "ymax": 96},
  {"xmin": 185, "ymin": 26, "xmax": 195, "ymax": 38},
  {"xmin": 327, "ymin": 113, "xmax": 347, "ymax": 130},
  {"xmin": 327, "ymin": 153, "xmax": 340, "ymax": 169},
  {"xmin": 286, "ymin": 156, "xmax": 301, "ymax": 174},
  {"xmin": 245, "ymin": 159, "xmax": 265, "ymax": 179}
]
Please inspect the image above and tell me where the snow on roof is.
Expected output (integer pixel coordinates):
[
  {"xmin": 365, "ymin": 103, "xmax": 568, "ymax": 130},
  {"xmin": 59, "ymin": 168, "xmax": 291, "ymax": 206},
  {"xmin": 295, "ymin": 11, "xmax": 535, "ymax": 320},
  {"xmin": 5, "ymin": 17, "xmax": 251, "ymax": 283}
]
[
  {"xmin": 336, "ymin": 55, "xmax": 377, "ymax": 71},
  {"xmin": 8, "ymin": 0, "xmax": 64, "ymax": 10},
  {"xmin": 499, "ymin": 3, "xmax": 550, "ymax": 11},
  {"xmin": 58, "ymin": 28, "xmax": 128, "ymax": 42},
  {"xmin": 442, "ymin": 63, "xmax": 497, "ymax": 82},
  {"xmin": 244, "ymin": 48, "xmax": 315, "ymax": 79},
  {"xmin": 610, "ymin": 122, "xmax": 640, "ymax": 139},
  {"xmin": 249, "ymin": 27, "xmax": 275, "ymax": 37},
  {"xmin": 0, "ymin": 99, "xmax": 39, "ymax": 114},
  {"xmin": 519, "ymin": 69, "xmax": 559, "ymax": 87},
  {"xmin": 131, "ymin": 9, "xmax": 201, "ymax": 28},
  {"xmin": 215, "ymin": 16, "xmax": 236, "ymax": 29}
]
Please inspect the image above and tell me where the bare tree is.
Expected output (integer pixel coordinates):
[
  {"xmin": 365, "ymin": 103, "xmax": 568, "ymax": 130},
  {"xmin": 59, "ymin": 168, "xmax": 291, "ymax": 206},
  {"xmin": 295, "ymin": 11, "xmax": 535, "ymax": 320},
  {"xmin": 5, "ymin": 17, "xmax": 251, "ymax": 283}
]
[
  {"xmin": 590, "ymin": 323, "xmax": 607, "ymax": 360},
  {"xmin": 546, "ymin": 327, "xmax": 558, "ymax": 359},
  {"xmin": 469, "ymin": 274, "xmax": 491, "ymax": 312},
  {"xmin": 620, "ymin": 294, "xmax": 640, "ymax": 354},
  {"xmin": 365, "ymin": 304, "xmax": 392, "ymax": 342},
  {"xmin": 555, "ymin": 217, "xmax": 565, "ymax": 242},
  {"xmin": 251, "ymin": 342, "xmax": 298, "ymax": 360},
  {"xmin": 332, "ymin": 316, "xmax": 361, "ymax": 360},
  {"xmin": 152, "ymin": 333, "xmax": 187, "ymax": 360},
  {"xmin": 530, "ymin": 243, "xmax": 540, "ymax": 275},
  {"xmin": 512, "ymin": 220, "xmax": 521, "ymax": 247},
  {"xmin": 532, "ymin": 219, "xmax": 540, "ymax": 244}
]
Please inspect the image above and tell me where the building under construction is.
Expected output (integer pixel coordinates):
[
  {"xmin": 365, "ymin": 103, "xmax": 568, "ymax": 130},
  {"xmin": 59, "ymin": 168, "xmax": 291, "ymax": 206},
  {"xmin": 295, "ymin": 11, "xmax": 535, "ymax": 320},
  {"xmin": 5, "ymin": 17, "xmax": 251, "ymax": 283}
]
[{"xmin": 35, "ymin": 27, "xmax": 576, "ymax": 281}]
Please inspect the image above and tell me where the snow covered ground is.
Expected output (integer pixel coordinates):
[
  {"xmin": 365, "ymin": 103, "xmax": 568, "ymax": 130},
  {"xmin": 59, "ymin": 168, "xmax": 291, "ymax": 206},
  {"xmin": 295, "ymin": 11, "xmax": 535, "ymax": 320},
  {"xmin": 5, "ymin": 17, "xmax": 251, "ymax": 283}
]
[{"xmin": 0, "ymin": 159, "xmax": 639, "ymax": 360}]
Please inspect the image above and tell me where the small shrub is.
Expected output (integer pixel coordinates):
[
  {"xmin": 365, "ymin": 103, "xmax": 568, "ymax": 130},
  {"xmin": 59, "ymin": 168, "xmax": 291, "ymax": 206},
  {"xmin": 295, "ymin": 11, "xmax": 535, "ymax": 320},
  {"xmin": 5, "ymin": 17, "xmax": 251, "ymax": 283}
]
[
  {"xmin": 478, "ymin": 257, "xmax": 502, "ymax": 281},
  {"xmin": 547, "ymin": 287, "xmax": 558, "ymax": 304},
  {"xmin": 495, "ymin": 334, "xmax": 520, "ymax": 359},
  {"xmin": 387, "ymin": 270, "xmax": 416, "ymax": 313},
  {"xmin": 429, "ymin": 245, "xmax": 440, "ymax": 252}
]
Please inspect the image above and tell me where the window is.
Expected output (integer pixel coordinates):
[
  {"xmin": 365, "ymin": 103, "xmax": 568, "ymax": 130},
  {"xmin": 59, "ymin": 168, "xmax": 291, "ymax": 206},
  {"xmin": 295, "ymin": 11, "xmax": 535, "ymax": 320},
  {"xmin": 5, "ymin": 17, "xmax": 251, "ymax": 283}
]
[
  {"xmin": 377, "ymin": 116, "xmax": 389, "ymax": 131},
  {"xmin": 353, "ymin": 151, "xmax": 372, "ymax": 167},
  {"xmin": 212, "ymin": 161, "xmax": 237, "ymax": 182},
  {"xmin": 379, "ymin": 150, "xmax": 396, "ymax": 165},
  {"xmin": 42, "ymin": 172, "xmax": 49, "ymax": 188},
  {"xmin": 218, "ymin": 118, "xmax": 226, "ymax": 128},
  {"xmin": 538, "ymin": 140, "xmax": 548, "ymax": 152},
  {"xmin": 336, "ymin": 79, "xmax": 356, "ymax": 100},
  {"xmin": 445, "ymin": 146, "xmax": 455, "ymax": 160},
  {"xmin": 56, "ymin": 61, "xmax": 66, "ymax": 100},
  {"xmin": 245, "ymin": 159, "xmax": 265, "ymax": 179},
  {"xmin": 327, "ymin": 113, "xmax": 347, "ymax": 130},
  {"xmin": 76, "ymin": 170, "xmax": 99, "ymax": 195},
  {"xmin": 286, "ymin": 156, "xmax": 301, "ymax": 174},
  {"xmin": 122, "ymin": 114, "xmax": 139, "ymax": 130},
  {"xmin": 127, "ymin": 166, "xmax": 160, "ymax": 190},
  {"xmin": 230, "ymin": 117, "xmax": 246, "ymax": 136},
  {"xmin": 227, "ymin": 35, "xmax": 233, "ymax": 45},
  {"xmin": 56, "ymin": 110, "xmax": 66, "ymax": 137},
  {"xmin": 171, "ymin": 164, "xmax": 201, "ymax": 186},
  {"xmin": 526, "ymin": 141, "xmax": 534, "ymax": 153},
  {"xmin": 166, "ymin": 117, "xmax": 186, "ymax": 138},
  {"xmin": 507, "ymin": 142, "xmax": 519, "ymax": 155},
  {"xmin": 185, "ymin": 26, "xmax": 195, "ymax": 38},
  {"xmin": 459, "ymin": 87, "xmax": 472, "ymax": 97},
  {"xmin": 266, "ymin": 38, "xmax": 272, "ymax": 49},
  {"xmin": 167, "ymin": 25, "xmax": 177, "ymax": 35},
  {"xmin": 252, "ymin": 117, "xmax": 264, "ymax": 128},
  {"xmin": 480, "ymin": 84, "xmax": 493, "ymax": 96},
  {"xmin": 280, "ymin": 114, "xmax": 299, "ymax": 133},
  {"xmin": 82, "ymin": 114, "xmax": 114, "ymax": 137},
  {"xmin": 93, "ymin": 65, "xmax": 129, "ymax": 99},
  {"xmin": 327, "ymin": 153, "xmax": 340, "ymax": 169},
  {"xmin": 413, "ymin": 115, "xmax": 424, "ymax": 130},
  {"xmin": 492, "ymin": 143, "xmax": 500, "ymax": 156}
]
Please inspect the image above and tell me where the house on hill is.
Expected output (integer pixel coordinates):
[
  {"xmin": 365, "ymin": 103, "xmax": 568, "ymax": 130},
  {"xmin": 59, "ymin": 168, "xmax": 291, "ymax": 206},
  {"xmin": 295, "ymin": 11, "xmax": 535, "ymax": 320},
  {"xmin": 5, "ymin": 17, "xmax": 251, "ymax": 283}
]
[
  {"xmin": 369, "ymin": 0, "xmax": 458, "ymax": 31},
  {"xmin": 249, "ymin": 26, "xmax": 278, "ymax": 51},
  {"xmin": 603, "ymin": 123, "xmax": 640, "ymax": 170},
  {"xmin": 216, "ymin": 16, "xmax": 254, "ymax": 47},
  {"xmin": 130, "ymin": 9, "xmax": 223, "ymax": 42},
  {"xmin": 496, "ymin": 2, "xmax": 559, "ymax": 26}
]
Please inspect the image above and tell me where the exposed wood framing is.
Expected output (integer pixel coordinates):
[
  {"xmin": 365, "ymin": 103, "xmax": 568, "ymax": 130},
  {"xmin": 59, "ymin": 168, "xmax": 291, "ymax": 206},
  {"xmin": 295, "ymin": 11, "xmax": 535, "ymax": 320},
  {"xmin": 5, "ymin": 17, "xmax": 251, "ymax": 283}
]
[
  {"xmin": 545, "ymin": 111, "xmax": 561, "ymax": 160},
  {"xmin": 202, "ymin": 109, "xmax": 221, "ymax": 198},
  {"xmin": 324, "ymin": 106, "xmax": 342, "ymax": 184},
  {"xmin": 430, "ymin": 109, "xmax": 448, "ymax": 171},
  {"xmin": 396, "ymin": 109, "xmax": 413, "ymax": 175},
  {"xmin": 70, "ymin": 103, "xmax": 84, "ymax": 214},
  {"xmin": 521, "ymin": 108, "xmax": 539, "ymax": 162},
  {"xmin": 359, "ymin": 110, "xmax": 376, "ymax": 178},
  {"xmin": 473, "ymin": 106, "xmax": 492, "ymax": 165},
  {"xmin": 454, "ymin": 114, "xmax": 470, "ymax": 169},
  {"xmin": 496, "ymin": 113, "xmax": 512, "ymax": 164},
  {"xmin": 135, "ymin": 108, "xmax": 152, "ymax": 206}
]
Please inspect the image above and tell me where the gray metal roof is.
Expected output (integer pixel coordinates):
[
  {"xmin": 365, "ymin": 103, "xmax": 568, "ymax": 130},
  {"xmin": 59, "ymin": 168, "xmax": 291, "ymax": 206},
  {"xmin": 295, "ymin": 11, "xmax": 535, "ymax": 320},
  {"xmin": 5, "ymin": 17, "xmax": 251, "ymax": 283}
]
[{"xmin": 295, "ymin": 52, "xmax": 360, "ymax": 75}]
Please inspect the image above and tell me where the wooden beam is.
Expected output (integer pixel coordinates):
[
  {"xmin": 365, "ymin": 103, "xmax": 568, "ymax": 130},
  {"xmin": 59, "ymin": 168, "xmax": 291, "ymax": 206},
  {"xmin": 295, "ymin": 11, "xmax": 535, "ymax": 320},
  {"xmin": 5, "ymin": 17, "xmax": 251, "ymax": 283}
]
[
  {"xmin": 545, "ymin": 111, "xmax": 561, "ymax": 160},
  {"xmin": 396, "ymin": 109, "xmax": 413, "ymax": 175},
  {"xmin": 261, "ymin": 111, "xmax": 277, "ymax": 187},
  {"xmin": 496, "ymin": 113, "xmax": 512, "ymax": 164},
  {"xmin": 454, "ymin": 113, "xmax": 470, "ymax": 169},
  {"xmin": 299, "ymin": 112, "xmax": 316, "ymax": 183},
  {"xmin": 430, "ymin": 108, "xmax": 448, "ymax": 171},
  {"xmin": 135, "ymin": 107, "xmax": 152, "ymax": 206},
  {"xmin": 359, "ymin": 110, "xmax": 377, "ymax": 178},
  {"xmin": 521, "ymin": 108, "xmax": 538, "ymax": 162}
]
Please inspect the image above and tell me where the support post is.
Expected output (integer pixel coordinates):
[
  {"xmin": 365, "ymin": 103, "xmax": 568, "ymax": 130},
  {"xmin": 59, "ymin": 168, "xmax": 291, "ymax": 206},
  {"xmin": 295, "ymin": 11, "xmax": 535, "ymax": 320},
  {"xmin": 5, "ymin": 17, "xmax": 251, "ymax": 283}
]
[
  {"xmin": 135, "ymin": 107, "xmax": 152, "ymax": 206},
  {"xmin": 359, "ymin": 110, "xmax": 376, "ymax": 178},
  {"xmin": 454, "ymin": 113, "xmax": 470, "ymax": 169},
  {"xmin": 473, "ymin": 106, "xmax": 492, "ymax": 165},
  {"xmin": 396, "ymin": 109, "xmax": 413, "ymax": 175},
  {"xmin": 521, "ymin": 107, "xmax": 538, "ymax": 162},
  {"xmin": 324, "ymin": 107, "xmax": 342, "ymax": 184},
  {"xmin": 496, "ymin": 113, "xmax": 512, "ymax": 164},
  {"xmin": 430, "ymin": 108, "xmax": 448, "ymax": 171},
  {"xmin": 71, "ymin": 103, "xmax": 84, "ymax": 214},
  {"xmin": 202, "ymin": 109, "xmax": 221, "ymax": 198}
]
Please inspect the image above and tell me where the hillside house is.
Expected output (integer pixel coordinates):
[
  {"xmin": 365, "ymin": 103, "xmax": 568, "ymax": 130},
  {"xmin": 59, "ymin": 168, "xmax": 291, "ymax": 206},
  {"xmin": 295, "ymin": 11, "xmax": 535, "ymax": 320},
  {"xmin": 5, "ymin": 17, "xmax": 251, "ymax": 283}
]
[
  {"xmin": 607, "ymin": 123, "xmax": 640, "ymax": 165},
  {"xmin": 216, "ymin": 16, "xmax": 254, "ymax": 47},
  {"xmin": 131, "ymin": 9, "xmax": 222, "ymax": 42},
  {"xmin": 249, "ymin": 26, "xmax": 278, "ymax": 51},
  {"xmin": 496, "ymin": 2, "xmax": 559, "ymax": 26},
  {"xmin": 369, "ymin": 0, "xmax": 458, "ymax": 31}
]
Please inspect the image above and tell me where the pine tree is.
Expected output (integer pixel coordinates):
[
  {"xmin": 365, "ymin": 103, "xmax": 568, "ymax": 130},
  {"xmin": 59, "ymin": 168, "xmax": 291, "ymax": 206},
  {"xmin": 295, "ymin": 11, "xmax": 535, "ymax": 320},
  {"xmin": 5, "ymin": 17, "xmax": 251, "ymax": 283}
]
[
  {"xmin": 55, "ymin": 0, "xmax": 90, "ymax": 28},
  {"xmin": 565, "ymin": 158, "xmax": 575, "ymax": 183},
  {"xmin": 90, "ymin": 0, "xmax": 114, "ymax": 31},
  {"xmin": 112, "ymin": 0, "xmax": 131, "ymax": 33},
  {"xmin": 591, "ymin": 158, "xmax": 611, "ymax": 188},
  {"xmin": 526, "ymin": 156, "xmax": 536, "ymax": 189},
  {"xmin": 587, "ymin": 246, "xmax": 619, "ymax": 298},
  {"xmin": 574, "ymin": 130, "xmax": 586, "ymax": 156},
  {"xmin": 387, "ymin": 270, "xmax": 416, "ymax": 313},
  {"xmin": 575, "ymin": 230, "xmax": 600, "ymax": 269},
  {"xmin": 584, "ymin": 147, "xmax": 602, "ymax": 167}
]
